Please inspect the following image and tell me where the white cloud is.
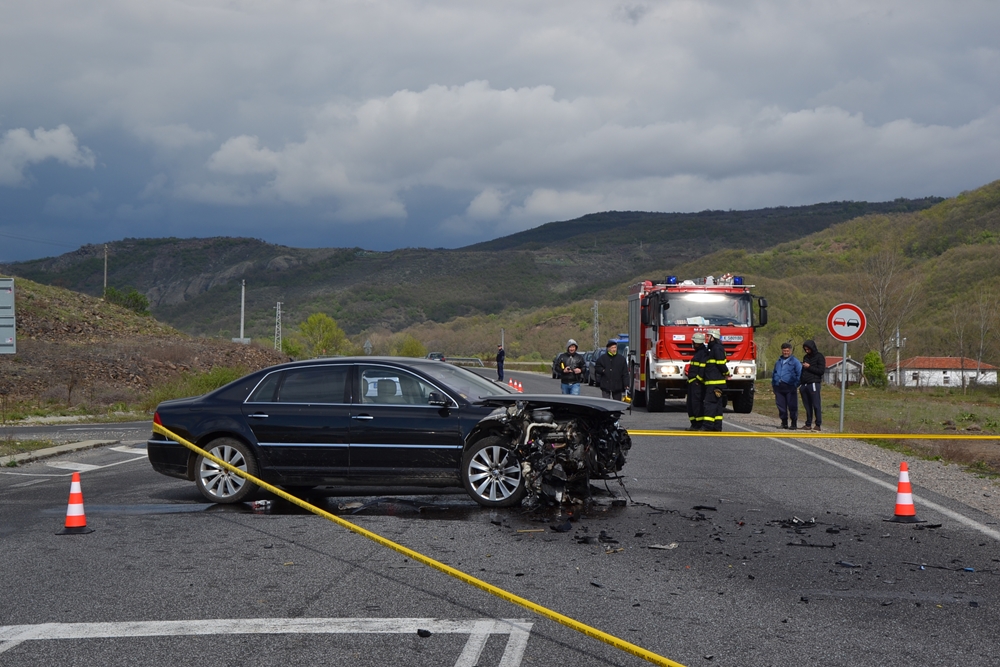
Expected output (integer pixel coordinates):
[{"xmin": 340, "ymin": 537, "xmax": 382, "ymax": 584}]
[
  {"xmin": 2, "ymin": 1, "xmax": 1000, "ymax": 257},
  {"xmin": 134, "ymin": 123, "xmax": 214, "ymax": 150},
  {"xmin": 0, "ymin": 125, "xmax": 95, "ymax": 186}
]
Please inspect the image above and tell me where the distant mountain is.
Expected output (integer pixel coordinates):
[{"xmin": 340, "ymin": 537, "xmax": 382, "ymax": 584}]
[
  {"xmin": 463, "ymin": 199, "xmax": 942, "ymax": 252},
  {"xmin": 671, "ymin": 179, "xmax": 1000, "ymax": 365},
  {"xmin": 0, "ymin": 198, "xmax": 941, "ymax": 345}
]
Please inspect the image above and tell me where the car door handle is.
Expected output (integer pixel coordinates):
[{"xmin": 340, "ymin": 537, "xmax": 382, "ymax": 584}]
[
  {"xmin": 247, "ymin": 413, "xmax": 269, "ymax": 419},
  {"xmin": 351, "ymin": 415, "xmax": 374, "ymax": 420}
]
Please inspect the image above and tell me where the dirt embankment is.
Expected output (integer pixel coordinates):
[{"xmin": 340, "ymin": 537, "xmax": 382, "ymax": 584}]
[{"xmin": 0, "ymin": 287, "xmax": 287, "ymax": 405}]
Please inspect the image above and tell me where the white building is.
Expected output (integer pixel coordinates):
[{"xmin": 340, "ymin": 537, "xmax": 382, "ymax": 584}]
[
  {"xmin": 888, "ymin": 357, "xmax": 998, "ymax": 388},
  {"xmin": 824, "ymin": 356, "xmax": 863, "ymax": 385}
]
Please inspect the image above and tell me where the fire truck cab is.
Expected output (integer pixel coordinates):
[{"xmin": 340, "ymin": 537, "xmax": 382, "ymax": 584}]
[{"xmin": 628, "ymin": 275, "xmax": 768, "ymax": 413}]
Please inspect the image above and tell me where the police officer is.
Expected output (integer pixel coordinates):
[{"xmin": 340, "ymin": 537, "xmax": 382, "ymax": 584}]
[
  {"xmin": 686, "ymin": 332, "xmax": 708, "ymax": 430},
  {"xmin": 701, "ymin": 329, "xmax": 730, "ymax": 431}
]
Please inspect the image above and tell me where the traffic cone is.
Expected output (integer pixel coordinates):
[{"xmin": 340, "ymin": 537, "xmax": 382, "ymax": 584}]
[
  {"xmin": 57, "ymin": 471, "xmax": 94, "ymax": 535},
  {"xmin": 516, "ymin": 381, "xmax": 524, "ymax": 393},
  {"xmin": 508, "ymin": 378, "xmax": 515, "ymax": 389},
  {"xmin": 885, "ymin": 461, "xmax": 925, "ymax": 524}
]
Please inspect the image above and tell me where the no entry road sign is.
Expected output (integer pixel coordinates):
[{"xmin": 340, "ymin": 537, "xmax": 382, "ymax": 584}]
[{"xmin": 827, "ymin": 303, "xmax": 866, "ymax": 342}]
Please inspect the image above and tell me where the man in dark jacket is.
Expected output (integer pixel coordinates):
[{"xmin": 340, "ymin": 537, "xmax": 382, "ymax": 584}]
[
  {"xmin": 595, "ymin": 339, "xmax": 629, "ymax": 401},
  {"xmin": 496, "ymin": 344, "xmax": 505, "ymax": 382},
  {"xmin": 555, "ymin": 339, "xmax": 586, "ymax": 395},
  {"xmin": 686, "ymin": 332, "xmax": 708, "ymax": 430},
  {"xmin": 798, "ymin": 339, "xmax": 825, "ymax": 431},
  {"xmin": 701, "ymin": 329, "xmax": 730, "ymax": 431}
]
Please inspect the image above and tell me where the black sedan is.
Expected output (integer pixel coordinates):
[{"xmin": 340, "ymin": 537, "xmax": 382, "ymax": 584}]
[{"xmin": 148, "ymin": 357, "xmax": 631, "ymax": 508}]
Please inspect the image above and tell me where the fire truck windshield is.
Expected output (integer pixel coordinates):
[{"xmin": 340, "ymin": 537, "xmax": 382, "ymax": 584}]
[{"xmin": 661, "ymin": 293, "xmax": 751, "ymax": 327}]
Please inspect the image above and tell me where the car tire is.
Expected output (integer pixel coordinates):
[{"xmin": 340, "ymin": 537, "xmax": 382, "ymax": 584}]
[
  {"xmin": 462, "ymin": 436, "xmax": 526, "ymax": 508},
  {"xmin": 195, "ymin": 437, "xmax": 259, "ymax": 504}
]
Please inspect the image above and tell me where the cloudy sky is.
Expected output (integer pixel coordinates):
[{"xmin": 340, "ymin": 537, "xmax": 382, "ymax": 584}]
[{"xmin": 2, "ymin": 1, "xmax": 998, "ymax": 262}]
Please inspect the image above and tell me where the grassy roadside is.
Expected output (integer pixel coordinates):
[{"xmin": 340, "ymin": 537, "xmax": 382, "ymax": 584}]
[
  {"xmin": 0, "ymin": 366, "xmax": 250, "ymax": 460},
  {"xmin": 753, "ymin": 380, "xmax": 1000, "ymax": 475}
]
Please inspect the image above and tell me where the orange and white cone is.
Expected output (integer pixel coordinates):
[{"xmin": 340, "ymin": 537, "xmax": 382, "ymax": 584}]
[
  {"xmin": 57, "ymin": 471, "xmax": 94, "ymax": 535},
  {"xmin": 508, "ymin": 379, "xmax": 515, "ymax": 389},
  {"xmin": 516, "ymin": 381, "xmax": 523, "ymax": 393},
  {"xmin": 885, "ymin": 461, "xmax": 925, "ymax": 524}
]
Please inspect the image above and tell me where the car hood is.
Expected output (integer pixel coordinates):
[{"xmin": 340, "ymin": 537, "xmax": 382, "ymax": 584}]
[{"xmin": 472, "ymin": 393, "xmax": 628, "ymax": 415}]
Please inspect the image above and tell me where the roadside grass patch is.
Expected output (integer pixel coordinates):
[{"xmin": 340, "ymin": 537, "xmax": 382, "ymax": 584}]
[
  {"xmin": 0, "ymin": 438, "xmax": 56, "ymax": 459},
  {"xmin": 140, "ymin": 366, "xmax": 249, "ymax": 411},
  {"xmin": 753, "ymin": 381, "xmax": 1000, "ymax": 473}
]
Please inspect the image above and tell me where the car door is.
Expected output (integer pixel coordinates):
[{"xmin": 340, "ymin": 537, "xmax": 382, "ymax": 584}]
[
  {"xmin": 349, "ymin": 363, "xmax": 464, "ymax": 484},
  {"xmin": 241, "ymin": 363, "xmax": 351, "ymax": 484}
]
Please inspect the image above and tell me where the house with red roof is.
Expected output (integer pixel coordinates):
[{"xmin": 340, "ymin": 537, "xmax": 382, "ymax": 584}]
[{"xmin": 888, "ymin": 357, "xmax": 998, "ymax": 388}]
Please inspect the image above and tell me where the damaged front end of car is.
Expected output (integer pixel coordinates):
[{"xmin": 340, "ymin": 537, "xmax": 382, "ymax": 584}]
[{"xmin": 463, "ymin": 395, "xmax": 631, "ymax": 508}]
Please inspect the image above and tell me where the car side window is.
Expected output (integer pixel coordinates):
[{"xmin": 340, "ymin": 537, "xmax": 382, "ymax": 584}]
[
  {"xmin": 256, "ymin": 366, "xmax": 349, "ymax": 404},
  {"xmin": 358, "ymin": 366, "xmax": 438, "ymax": 406},
  {"xmin": 247, "ymin": 372, "xmax": 281, "ymax": 402}
]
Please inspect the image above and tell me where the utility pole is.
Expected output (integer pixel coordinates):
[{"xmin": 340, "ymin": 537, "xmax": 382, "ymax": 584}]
[
  {"xmin": 592, "ymin": 300, "xmax": 599, "ymax": 350},
  {"xmin": 103, "ymin": 244, "xmax": 108, "ymax": 299},
  {"xmin": 274, "ymin": 302, "xmax": 283, "ymax": 351},
  {"xmin": 501, "ymin": 327, "xmax": 504, "ymax": 348},
  {"xmin": 232, "ymin": 280, "xmax": 250, "ymax": 344},
  {"xmin": 895, "ymin": 327, "xmax": 906, "ymax": 387}
]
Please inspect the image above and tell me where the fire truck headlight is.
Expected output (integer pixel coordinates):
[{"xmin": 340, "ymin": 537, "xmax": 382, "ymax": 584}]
[
  {"xmin": 657, "ymin": 364, "xmax": 680, "ymax": 375},
  {"xmin": 732, "ymin": 366, "xmax": 754, "ymax": 376}
]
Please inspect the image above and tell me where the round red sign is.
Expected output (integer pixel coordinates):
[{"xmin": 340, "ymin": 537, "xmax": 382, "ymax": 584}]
[{"xmin": 827, "ymin": 303, "xmax": 866, "ymax": 342}]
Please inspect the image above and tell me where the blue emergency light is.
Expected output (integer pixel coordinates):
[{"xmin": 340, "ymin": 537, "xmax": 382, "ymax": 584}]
[
  {"xmin": 666, "ymin": 275, "xmax": 678, "ymax": 285},
  {"xmin": 733, "ymin": 276, "xmax": 744, "ymax": 285}
]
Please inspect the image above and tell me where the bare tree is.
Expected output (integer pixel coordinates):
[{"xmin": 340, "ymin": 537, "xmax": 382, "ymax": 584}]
[
  {"xmin": 952, "ymin": 303, "xmax": 967, "ymax": 394},
  {"xmin": 856, "ymin": 249, "xmax": 917, "ymax": 362},
  {"xmin": 974, "ymin": 288, "xmax": 997, "ymax": 387}
]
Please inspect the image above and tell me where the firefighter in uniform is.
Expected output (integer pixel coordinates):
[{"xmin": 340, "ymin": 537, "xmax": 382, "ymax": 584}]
[
  {"xmin": 701, "ymin": 329, "xmax": 730, "ymax": 431},
  {"xmin": 686, "ymin": 332, "xmax": 708, "ymax": 430}
]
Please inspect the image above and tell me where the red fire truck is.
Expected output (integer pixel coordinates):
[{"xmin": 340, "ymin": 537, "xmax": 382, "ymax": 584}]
[{"xmin": 628, "ymin": 274, "xmax": 768, "ymax": 413}]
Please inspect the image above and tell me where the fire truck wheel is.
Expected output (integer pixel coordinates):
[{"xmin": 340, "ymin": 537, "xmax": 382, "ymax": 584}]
[
  {"xmin": 646, "ymin": 384, "xmax": 666, "ymax": 412},
  {"xmin": 732, "ymin": 388, "xmax": 754, "ymax": 413}
]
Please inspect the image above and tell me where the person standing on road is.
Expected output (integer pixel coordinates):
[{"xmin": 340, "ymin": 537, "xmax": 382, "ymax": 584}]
[
  {"xmin": 701, "ymin": 329, "xmax": 730, "ymax": 431},
  {"xmin": 772, "ymin": 342, "xmax": 802, "ymax": 429},
  {"xmin": 799, "ymin": 339, "xmax": 825, "ymax": 431},
  {"xmin": 555, "ymin": 339, "xmax": 586, "ymax": 395},
  {"xmin": 595, "ymin": 339, "xmax": 629, "ymax": 401},
  {"xmin": 496, "ymin": 344, "xmax": 506, "ymax": 382},
  {"xmin": 685, "ymin": 333, "xmax": 708, "ymax": 430}
]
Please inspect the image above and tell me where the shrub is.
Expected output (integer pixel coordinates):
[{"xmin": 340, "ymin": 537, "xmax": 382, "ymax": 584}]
[
  {"xmin": 863, "ymin": 350, "xmax": 888, "ymax": 389},
  {"xmin": 105, "ymin": 287, "xmax": 150, "ymax": 316}
]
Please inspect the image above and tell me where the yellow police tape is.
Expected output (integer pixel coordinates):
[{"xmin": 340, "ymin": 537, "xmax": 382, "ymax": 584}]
[
  {"xmin": 152, "ymin": 423, "xmax": 686, "ymax": 667},
  {"xmin": 628, "ymin": 430, "xmax": 1000, "ymax": 439}
]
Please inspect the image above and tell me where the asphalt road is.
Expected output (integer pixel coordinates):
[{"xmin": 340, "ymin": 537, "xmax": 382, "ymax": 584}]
[{"xmin": 1, "ymin": 372, "xmax": 998, "ymax": 666}]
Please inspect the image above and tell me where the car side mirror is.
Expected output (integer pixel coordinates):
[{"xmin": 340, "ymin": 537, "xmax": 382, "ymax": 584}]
[
  {"xmin": 758, "ymin": 297, "xmax": 768, "ymax": 327},
  {"xmin": 428, "ymin": 392, "xmax": 448, "ymax": 407}
]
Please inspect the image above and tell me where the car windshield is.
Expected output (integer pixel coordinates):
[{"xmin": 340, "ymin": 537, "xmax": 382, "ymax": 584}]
[
  {"xmin": 418, "ymin": 363, "xmax": 510, "ymax": 401},
  {"xmin": 661, "ymin": 293, "xmax": 751, "ymax": 327}
]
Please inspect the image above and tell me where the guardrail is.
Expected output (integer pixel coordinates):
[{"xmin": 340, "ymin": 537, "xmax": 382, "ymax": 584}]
[{"xmin": 446, "ymin": 357, "xmax": 485, "ymax": 367}]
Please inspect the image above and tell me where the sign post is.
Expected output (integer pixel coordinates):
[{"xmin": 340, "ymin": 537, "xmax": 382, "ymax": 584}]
[
  {"xmin": 0, "ymin": 278, "xmax": 15, "ymax": 355},
  {"xmin": 827, "ymin": 303, "xmax": 867, "ymax": 432}
]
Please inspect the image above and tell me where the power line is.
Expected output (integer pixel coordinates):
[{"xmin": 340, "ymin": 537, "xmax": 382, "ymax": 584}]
[{"xmin": 0, "ymin": 231, "xmax": 78, "ymax": 248}]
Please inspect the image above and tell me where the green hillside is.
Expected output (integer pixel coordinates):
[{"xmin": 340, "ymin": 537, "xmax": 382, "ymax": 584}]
[
  {"xmin": 1, "ymin": 199, "xmax": 940, "ymax": 347},
  {"xmin": 670, "ymin": 179, "xmax": 1000, "ymax": 367}
]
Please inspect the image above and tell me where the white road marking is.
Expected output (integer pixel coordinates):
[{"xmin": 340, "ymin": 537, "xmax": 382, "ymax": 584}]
[
  {"xmin": 45, "ymin": 461, "xmax": 101, "ymax": 472},
  {"xmin": 9, "ymin": 479, "xmax": 48, "ymax": 488},
  {"xmin": 1, "ymin": 455, "xmax": 147, "ymax": 478},
  {"xmin": 728, "ymin": 422, "xmax": 1000, "ymax": 541},
  {"xmin": 0, "ymin": 618, "xmax": 533, "ymax": 666}
]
